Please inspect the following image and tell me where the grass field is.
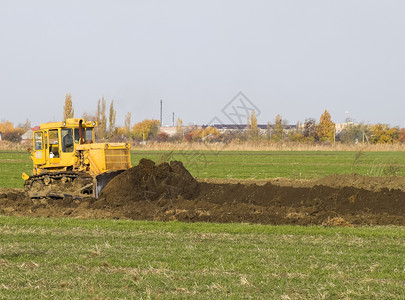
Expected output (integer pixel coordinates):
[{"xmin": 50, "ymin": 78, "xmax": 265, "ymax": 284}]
[
  {"xmin": 1, "ymin": 150, "xmax": 405, "ymax": 298},
  {"xmin": 1, "ymin": 150, "xmax": 404, "ymax": 189},
  {"xmin": 0, "ymin": 151, "xmax": 32, "ymax": 189},
  {"xmin": 132, "ymin": 150, "xmax": 405, "ymax": 179},
  {"xmin": 0, "ymin": 216, "xmax": 404, "ymax": 299}
]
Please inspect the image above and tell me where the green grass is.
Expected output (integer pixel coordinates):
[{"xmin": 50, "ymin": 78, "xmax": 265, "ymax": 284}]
[
  {"xmin": 1, "ymin": 150, "xmax": 404, "ymax": 189},
  {"xmin": 0, "ymin": 151, "xmax": 31, "ymax": 189},
  {"xmin": 0, "ymin": 216, "xmax": 404, "ymax": 299},
  {"xmin": 1, "ymin": 151, "xmax": 405, "ymax": 298},
  {"xmin": 132, "ymin": 150, "xmax": 405, "ymax": 179}
]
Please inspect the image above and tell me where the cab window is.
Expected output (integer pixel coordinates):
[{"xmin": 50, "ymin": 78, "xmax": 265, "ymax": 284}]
[
  {"xmin": 85, "ymin": 128, "xmax": 93, "ymax": 142},
  {"xmin": 62, "ymin": 128, "xmax": 74, "ymax": 152},
  {"xmin": 48, "ymin": 129, "xmax": 59, "ymax": 158},
  {"xmin": 74, "ymin": 128, "xmax": 93, "ymax": 144},
  {"xmin": 74, "ymin": 128, "xmax": 86, "ymax": 144},
  {"xmin": 34, "ymin": 132, "xmax": 43, "ymax": 150}
]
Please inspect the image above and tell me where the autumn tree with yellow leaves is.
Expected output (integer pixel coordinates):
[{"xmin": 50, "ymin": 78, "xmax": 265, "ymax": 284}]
[
  {"xmin": 176, "ymin": 118, "xmax": 184, "ymax": 138},
  {"xmin": 0, "ymin": 121, "xmax": 14, "ymax": 134},
  {"xmin": 317, "ymin": 110, "xmax": 335, "ymax": 142},
  {"xmin": 370, "ymin": 124, "xmax": 399, "ymax": 144},
  {"xmin": 185, "ymin": 126, "xmax": 220, "ymax": 142},
  {"xmin": 0, "ymin": 121, "xmax": 25, "ymax": 142},
  {"xmin": 247, "ymin": 110, "xmax": 259, "ymax": 139},
  {"xmin": 132, "ymin": 119, "xmax": 160, "ymax": 140}
]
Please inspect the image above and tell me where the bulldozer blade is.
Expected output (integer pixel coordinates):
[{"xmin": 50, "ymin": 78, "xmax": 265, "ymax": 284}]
[{"xmin": 95, "ymin": 170, "xmax": 125, "ymax": 198}]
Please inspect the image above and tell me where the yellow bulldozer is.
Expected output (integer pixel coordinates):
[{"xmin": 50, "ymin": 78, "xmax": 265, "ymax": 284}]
[{"xmin": 22, "ymin": 118, "xmax": 131, "ymax": 199}]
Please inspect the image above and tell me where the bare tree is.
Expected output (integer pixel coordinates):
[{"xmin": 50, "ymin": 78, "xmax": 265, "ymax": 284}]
[
  {"xmin": 273, "ymin": 114, "xmax": 284, "ymax": 141},
  {"xmin": 124, "ymin": 112, "xmax": 131, "ymax": 137},
  {"xmin": 303, "ymin": 118, "xmax": 318, "ymax": 141},
  {"xmin": 96, "ymin": 97, "xmax": 107, "ymax": 139},
  {"xmin": 63, "ymin": 93, "xmax": 74, "ymax": 120},
  {"xmin": 24, "ymin": 118, "xmax": 31, "ymax": 130},
  {"xmin": 81, "ymin": 112, "xmax": 96, "ymax": 121},
  {"xmin": 108, "ymin": 100, "xmax": 117, "ymax": 135}
]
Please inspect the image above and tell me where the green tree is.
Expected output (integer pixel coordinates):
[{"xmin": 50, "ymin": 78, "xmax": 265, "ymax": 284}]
[
  {"xmin": 317, "ymin": 110, "xmax": 335, "ymax": 142},
  {"xmin": 63, "ymin": 93, "xmax": 74, "ymax": 120},
  {"xmin": 338, "ymin": 123, "xmax": 370, "ymax": 144}
]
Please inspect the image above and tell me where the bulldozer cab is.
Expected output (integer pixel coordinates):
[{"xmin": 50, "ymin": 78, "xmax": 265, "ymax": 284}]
[
  {"xmin": 31, "ymin": 119, "xmax": 96, "ymax": 174},
  {"xmin": 33, "ymin": 131, "xmax": 46, "ymax": 165}
]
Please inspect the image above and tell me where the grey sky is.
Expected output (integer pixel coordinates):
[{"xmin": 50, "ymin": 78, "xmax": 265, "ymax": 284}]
[{"xmin": 1, "ymin": 0, "xmax": 404, "ymax": 128}]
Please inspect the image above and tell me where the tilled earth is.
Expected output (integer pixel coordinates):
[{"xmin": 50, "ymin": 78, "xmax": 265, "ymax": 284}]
[{"xmin": 1, "ymin": 159, "xmax": 405, "ymax": 226}]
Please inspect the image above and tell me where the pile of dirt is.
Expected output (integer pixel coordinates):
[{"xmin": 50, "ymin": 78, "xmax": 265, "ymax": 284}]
[
  {"xmin": 1, "ymin": 161, "xmax": 405, "ymax": 226},
  {"xmin": 99, "ymin": 159, "xmax": 199, "ymax": 205}
]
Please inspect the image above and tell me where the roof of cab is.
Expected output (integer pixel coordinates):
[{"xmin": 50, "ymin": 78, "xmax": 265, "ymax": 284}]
[{"xmin": 39, "ymin": 119, "xmax": 97, "ymax": 130}]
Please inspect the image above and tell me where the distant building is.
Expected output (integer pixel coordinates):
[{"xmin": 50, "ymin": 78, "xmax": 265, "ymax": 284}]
[
  {"xmin": 203, "ymin": 124, "xmax": 297, "ymax": 135},
  {"xmin": 21, "ymin": 130, "xmax": 33, "ymax": 140},
  {"xmin": 335, "ymin": 122, "xmax": 355, "ymax": 134},
  {"xmin": 159, "ymin": 125, "xmax": 201, "ymax": 137},
  {"xmin": 160, "ymin": 123, "xmax": 299, "ymax": 137},
  {"xmin": 159, "ymin": 126, "xmax": 177, "ymax": 136}
]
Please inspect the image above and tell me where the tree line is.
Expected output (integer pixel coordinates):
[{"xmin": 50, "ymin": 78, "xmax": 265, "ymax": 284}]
[{"xmin": 0, "ymin": 94, "xmax": 404, "ymax": 145}]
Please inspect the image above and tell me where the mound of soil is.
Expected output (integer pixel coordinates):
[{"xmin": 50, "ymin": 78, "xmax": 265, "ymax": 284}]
[
  {"xmin": 1, "ymin": 160, "xmax": 405, "ymax": 226},
  {"xmin": 99, "ymin": 159, "xmax": 199, "ymax": 205}
]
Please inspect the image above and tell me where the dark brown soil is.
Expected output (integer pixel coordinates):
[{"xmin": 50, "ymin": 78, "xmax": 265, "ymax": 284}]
[
  {"xmin": 1, "ymin": 159, "xmax": 405, "ymax": 226},
  {"xmin": 99, "ymin": 158, "xmax": 199, "ymax": 205}
]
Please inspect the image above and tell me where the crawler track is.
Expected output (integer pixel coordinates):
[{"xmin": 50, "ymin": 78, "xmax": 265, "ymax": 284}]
[{"xmin": 24, "ymin": 171, "xmax": 94, "ymax": 199}]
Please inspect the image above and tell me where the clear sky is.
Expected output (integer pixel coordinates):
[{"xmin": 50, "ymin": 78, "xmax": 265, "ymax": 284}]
[{"xmin": 1, "ymin": 0, "xmax": 404, "ymax": 128}]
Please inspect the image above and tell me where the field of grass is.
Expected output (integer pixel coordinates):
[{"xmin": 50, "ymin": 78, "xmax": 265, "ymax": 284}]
[
  {"xmin": 132, "ymin": 150, "xmax": 405, "ymax": 179},
  {"xmin": 0, "ymin": 216, "xmax": 404, "ymax": 298},
  {"xmin": 1, "ymin": 150, "xmax": 405, "ymax": 298},
  {"xmin": 0, "ymin": 151, "xmax": 32, "ymax": 189},
  {"xmin": 1, "ymin": 150, "xmax": 404, "ymax": 189}
]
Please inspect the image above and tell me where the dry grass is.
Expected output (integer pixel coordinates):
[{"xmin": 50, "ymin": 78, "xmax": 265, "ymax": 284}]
[
  {"xmin": 0, "ymin": 141, "xmax": 27, "ymax": 151},
  {"xmin": 132, "ymin": 141, "xmax": 405, "ymax": 152},
  {"xmin": 322, "ymin": 217, "xmax": 354, "ymax": 227},
  {"xmin": 2, "ymin": 139, "xmax": 403, "ymax": 152}
]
